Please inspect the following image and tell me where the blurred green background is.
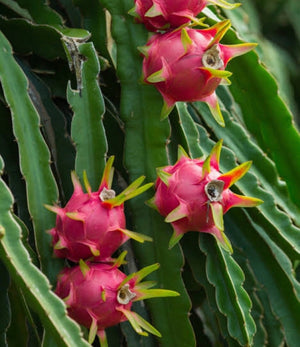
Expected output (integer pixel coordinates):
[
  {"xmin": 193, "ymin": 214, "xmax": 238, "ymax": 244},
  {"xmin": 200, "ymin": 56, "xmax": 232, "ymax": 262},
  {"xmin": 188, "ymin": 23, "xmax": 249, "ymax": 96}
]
[{"xmin": 232, "ymin": 0, "xmax": 300, "ymax": 124}]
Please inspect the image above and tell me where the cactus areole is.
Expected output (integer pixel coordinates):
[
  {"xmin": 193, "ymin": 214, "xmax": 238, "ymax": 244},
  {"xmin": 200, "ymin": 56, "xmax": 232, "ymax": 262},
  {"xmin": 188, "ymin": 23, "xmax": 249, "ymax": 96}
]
[
  {"xmin": 46, "ymin": 156, "xmax": 153, "ymax": 262},
  {"xmin": 149, "ymin": 141, "xmax": 263, "ymax": 251},
  {"xmin": 132, "ymin": 0, "xmax": 240, "ymax": 32},
  {"xmin": 55, "ymin": 261, "xmax": 179, "ymax": 344},
  {"xmin": 141, "ymin": 21, "xmax": 256, "ymax": 125}
]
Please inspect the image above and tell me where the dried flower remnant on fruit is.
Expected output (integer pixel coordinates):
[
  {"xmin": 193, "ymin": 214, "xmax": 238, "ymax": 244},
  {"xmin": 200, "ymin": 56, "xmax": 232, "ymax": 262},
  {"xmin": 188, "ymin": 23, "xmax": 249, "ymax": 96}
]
[
  {"xmin": 202, "ymin": 45, "xmax": 224, "ymax": 69},
  {"xmin": 205, "ymin": 180, "xmax": 224, "ymax": 202},
  {"xmin": 117, "ymin": 284, "xmax": 136, "ymax": 304},
  {"xmin": 99, "ymin": 187, "xmax": 116, "ymax": 201}
]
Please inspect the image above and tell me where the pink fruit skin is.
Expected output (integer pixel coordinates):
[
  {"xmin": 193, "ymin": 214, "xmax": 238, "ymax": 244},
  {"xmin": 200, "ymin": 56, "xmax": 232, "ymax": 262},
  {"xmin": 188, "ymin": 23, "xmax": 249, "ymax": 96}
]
[
  {"xmin": 134, "ymin": 0, "xmax": 205, "ymax": 31},
  {"xmin": 55, "ymin": 263, "xmax": 134, "ymax": 330},
  {"xmin": 49, "ymin": 189, "xmax": 128, "ymax": 263},
  {"xmin": 47, "ymin": 157, "xmax": 153, "ymax": 263},
  {"xmin": 143, "ymin": 27, "xmax": 229, "ymax": 106},
  {"xmin": 152, "ymin": 144, "xmax": 262, "ymax": 249},
  {"xmin": 154, "ymin": 157, "xmax": 223, "ymax": 234}
]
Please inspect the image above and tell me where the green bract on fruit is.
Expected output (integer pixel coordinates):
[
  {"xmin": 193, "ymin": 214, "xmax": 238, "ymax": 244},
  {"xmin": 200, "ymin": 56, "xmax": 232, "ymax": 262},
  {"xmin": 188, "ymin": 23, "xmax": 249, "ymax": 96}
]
[
  {"xmin": 46, "ymin": 157, "xmax": 153, "ymax": 263},
  {"xmin": 141, "ymin": 20, "xmax": 256, "ymax": 126},
  {"xmin": 55, "ymin": 259, "xmax": 179, "ymax": 345},
  {"xmin": 131, "ymin": 0, "xmax": 239, "ymax": 32},
  {"xmin": 148, "ymin": 141, "xmax": 263, "ymax": 251}
]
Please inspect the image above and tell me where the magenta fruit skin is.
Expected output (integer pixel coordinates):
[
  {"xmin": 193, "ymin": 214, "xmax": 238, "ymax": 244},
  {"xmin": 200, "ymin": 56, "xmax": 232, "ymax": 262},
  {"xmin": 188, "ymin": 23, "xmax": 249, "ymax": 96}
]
[
  {"xmin": 49, "ymin": 188, "xmax": 128, "ymax": 263},
  {"xmin": 151, "ymin": 142, "xmax": 262, "ymax": 250},
  {"xmin": 134, "ymin": 0, "xmax": 205, "ymax": 32},
  {"xmin": 55, "ymin": 263, "xmax": 135, "ymax": 330}
]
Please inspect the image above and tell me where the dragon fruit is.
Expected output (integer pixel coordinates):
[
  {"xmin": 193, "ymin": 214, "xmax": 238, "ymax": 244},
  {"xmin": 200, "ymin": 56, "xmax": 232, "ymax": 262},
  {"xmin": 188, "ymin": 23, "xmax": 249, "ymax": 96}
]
[
  {"xmin": 55, "ymin": 257, "xmax": 179, "ymax": 345},
  {"xmin": 131, "ymin": 0, "xmax": 239, "ymax": 32},
  {"xmin": 46, "ymin": 156, "xmax": 153, "ymax": 263},
  {"xmin": 141, "ymin": 20, "xmax": 257, "ymax": 126},
  {"xmin": 148, "ymin": 141, "xmax": 263, "ymax": 251}
]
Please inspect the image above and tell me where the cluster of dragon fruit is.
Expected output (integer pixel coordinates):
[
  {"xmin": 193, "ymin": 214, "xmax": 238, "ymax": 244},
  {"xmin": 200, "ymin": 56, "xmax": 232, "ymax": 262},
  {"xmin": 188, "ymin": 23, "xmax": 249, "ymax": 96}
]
[
  {"xmin": 46, "ymin": 157, "xmax": 179, "ymax": 345},
  {"xmin": 132, "ymin": 1, "xmax": 262, "ymax": 250},
  {"xmin": 46, "ymin": 1, "xmax": 263, "ymax": 346}
]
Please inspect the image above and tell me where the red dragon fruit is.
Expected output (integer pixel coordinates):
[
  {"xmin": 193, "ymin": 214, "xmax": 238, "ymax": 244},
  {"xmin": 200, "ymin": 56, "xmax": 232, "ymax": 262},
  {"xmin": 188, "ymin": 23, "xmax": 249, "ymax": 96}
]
[
  {"xmin": 149, "ymin": 141, "xmax": 263, "ymax": 251},
  {"xmin": 45, "ymin": 157, "xmax": 153, "ymax": 263},
  {"xmin": 141, "ymin": 20, "xmax": 257, "ymax": 126},
  {"xmin": 131, "ymin": 0, "xmax": 239, "ymax": 32},
  {"xmin": 55, "ymin": 257, "xmax": 179, "ymax": 345}
]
